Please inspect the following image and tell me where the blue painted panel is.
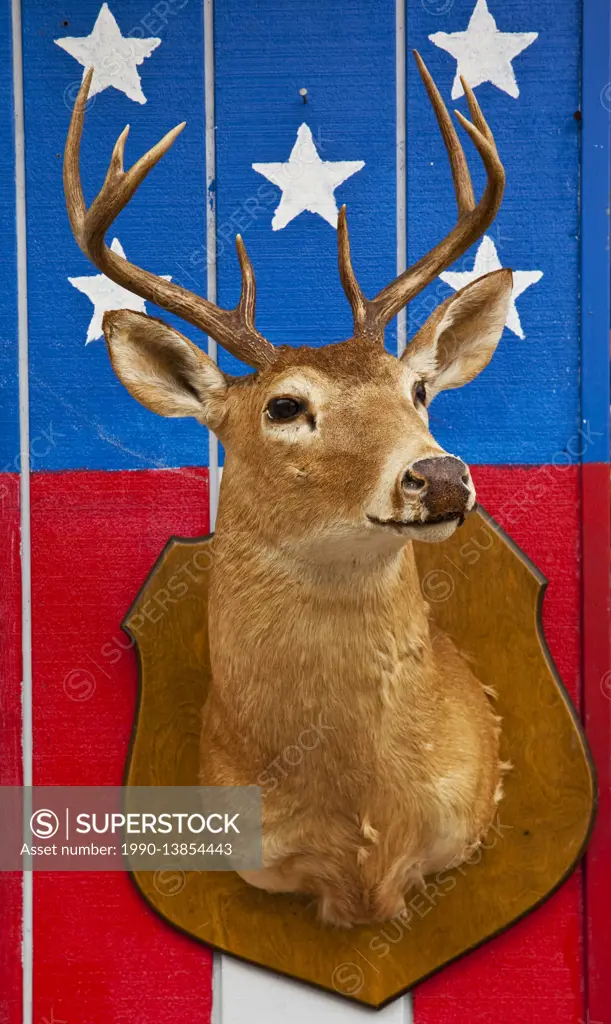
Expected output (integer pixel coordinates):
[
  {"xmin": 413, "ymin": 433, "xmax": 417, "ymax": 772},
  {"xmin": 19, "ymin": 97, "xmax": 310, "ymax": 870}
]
[
  {"xmin": 0, "ymin": 0, "xmax": 19, "ymax": 470},
  {"xmin": 581, "ymin": 0, "xmax": 610, "ymax": 464},
  {"xmin": 22, "ymin": 0, "xmax": 209, "ymax": 470},
  {"xmin": 214, "ymin": 0, "xmax": 397, "ymax": 380},
  {"xmin": 20, "ymin": 0, "xmax": 584, "ymax": 469},
  {"xmin": 407, "ymin": 0, "xmax": 581, "ymax": 465}
]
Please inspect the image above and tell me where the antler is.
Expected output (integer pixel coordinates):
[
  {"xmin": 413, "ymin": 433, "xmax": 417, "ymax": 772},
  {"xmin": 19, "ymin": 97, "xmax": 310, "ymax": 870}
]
[
  {"xmin": 64, "ymin": 69, "xmax": 276, "ymax": 371},
  {"xmin": 338, "ymin": 51, "xmax": 506, "ymax": 342}
]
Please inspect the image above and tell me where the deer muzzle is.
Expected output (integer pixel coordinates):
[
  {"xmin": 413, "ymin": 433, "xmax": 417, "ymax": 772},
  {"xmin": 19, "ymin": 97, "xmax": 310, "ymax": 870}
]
[{"xmin": 404, "ymin": 456, "xmax": 474, "ymax": 523}]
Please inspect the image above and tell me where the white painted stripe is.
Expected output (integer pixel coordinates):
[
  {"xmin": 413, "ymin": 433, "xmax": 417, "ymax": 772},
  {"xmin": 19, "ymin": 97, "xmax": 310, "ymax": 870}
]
[
  {"xmin": 11, "ymin": 1, "xmax": 33, "ymax": 1022},
  {"xmin": 395, "ymin": 0, "xmax": 407, "ymax": 357},
  {"xmin": 204, "ymin": 0, "xmax": 220, "ymax": 529},
  {"xmin": 218, "ymin": 959, "xmax": 413, "ymax": 1022},
  {"xmin": 210, "ymin": 948, "xmax": 223, "ymax": 1024}
]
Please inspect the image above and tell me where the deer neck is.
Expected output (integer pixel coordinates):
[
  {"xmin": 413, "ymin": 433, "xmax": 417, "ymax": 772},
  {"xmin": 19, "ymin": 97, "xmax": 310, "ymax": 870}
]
[{"xmin": 208, "ymin": 467, "xmax": 432, "ymax": 723}]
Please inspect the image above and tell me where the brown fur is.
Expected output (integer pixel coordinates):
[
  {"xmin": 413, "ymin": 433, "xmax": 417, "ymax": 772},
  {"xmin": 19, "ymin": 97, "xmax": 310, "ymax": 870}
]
[
  {"xmin": 203, "ymin": 527, "xmax": 503, "ymax": 926},
  {"xmin": 101, "ymin": 269, "xmax": 513, "ymax": 927},
  {"xmin": 65, "ymin": 49, "xmax": 515, "ymax": 927}
]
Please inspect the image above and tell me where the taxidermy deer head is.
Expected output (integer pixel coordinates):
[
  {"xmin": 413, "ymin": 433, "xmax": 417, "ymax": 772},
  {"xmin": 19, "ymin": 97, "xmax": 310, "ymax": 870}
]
[
  {"xmin": 65, "ymin": 54, "xmax": 511, "ymax": 928},
  {"xmin": 65, "ymin": 54, "xmax": 511, "ymax": 551}
]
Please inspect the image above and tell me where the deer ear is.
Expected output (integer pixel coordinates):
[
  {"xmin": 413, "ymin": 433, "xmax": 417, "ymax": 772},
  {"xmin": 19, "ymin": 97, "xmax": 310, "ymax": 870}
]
[
  {"xmin": 102, "ymin": 310, "xmax": 228, "ymax": 428},
  {"xmin": 401, "ymin": 269, "xmax": 513, "ymax": 398}
]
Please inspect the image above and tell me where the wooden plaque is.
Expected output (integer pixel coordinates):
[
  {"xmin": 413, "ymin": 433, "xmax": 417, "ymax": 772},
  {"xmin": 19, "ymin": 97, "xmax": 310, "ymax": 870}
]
[{"xmin": 123, "ymin": 508, "xmax": 595, "ymax": 1009}]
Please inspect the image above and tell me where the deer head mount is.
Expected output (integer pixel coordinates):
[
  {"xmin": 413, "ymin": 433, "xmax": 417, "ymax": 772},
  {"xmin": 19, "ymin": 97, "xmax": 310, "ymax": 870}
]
[
  {"xmin": 65, "ymin": 52, "xmax": 511, "ymax": 545},
  {"xmin": 65, "ymin": 53, "xmax": 515, "ymax": 929}
]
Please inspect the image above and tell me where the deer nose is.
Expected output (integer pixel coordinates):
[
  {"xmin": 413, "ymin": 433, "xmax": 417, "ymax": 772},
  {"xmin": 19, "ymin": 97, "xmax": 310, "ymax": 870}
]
[{"xmin": 403, "ymin": 457, "xmax": 472, "ymax": 520}]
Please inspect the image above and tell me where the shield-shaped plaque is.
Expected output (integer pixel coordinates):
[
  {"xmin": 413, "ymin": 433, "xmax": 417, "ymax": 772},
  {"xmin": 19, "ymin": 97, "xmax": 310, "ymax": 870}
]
[{"xmin": 123, "ymin": 507, "xmax": 594, "ymax": 1008}]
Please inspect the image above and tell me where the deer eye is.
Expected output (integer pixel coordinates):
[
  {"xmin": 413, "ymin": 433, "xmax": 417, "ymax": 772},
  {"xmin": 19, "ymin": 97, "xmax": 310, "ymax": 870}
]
[
  {"xmin": 413, "ymin": 381, "xmax": 427, "ymax": 406},
  {"xmin": 266, "ymin": 396, "xmax": 304, "ymax": 421}
]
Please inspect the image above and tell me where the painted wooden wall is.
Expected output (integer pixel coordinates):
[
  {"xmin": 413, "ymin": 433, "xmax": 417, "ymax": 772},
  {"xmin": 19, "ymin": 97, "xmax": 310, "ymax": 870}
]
[{"xmin": 1, "ymin": 0, "xmax": 608, "ymax": 1022}]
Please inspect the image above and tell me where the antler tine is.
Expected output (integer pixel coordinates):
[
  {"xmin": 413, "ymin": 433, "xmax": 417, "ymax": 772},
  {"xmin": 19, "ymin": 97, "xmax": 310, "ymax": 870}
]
[
  {"xmin": 413, "ymin": 51, "xmax": 474, "ymax": 218},
  {"xmin": 342, "ymin": 52, "xmax": 505, "ymax": 342},
  {"xmin": 64, "ymin": 70, "xmax": 276, "ymax": 371},
  {"xmin": 460, "ymin": 75, "xmax": 494, "ymax": 143},
  {"xmin": 235, "ymin": 234, "xmax": 256, "ymax": 328},
  {"xmin": 337, "ymin": 206, "xmax": 371, "ymax": 339},
  {"xmin": 64, "ymin": 67, "xmax": 94, "ymax": 239},
  {"xmin": 84, "ymin": 121, "xmax": 187, "ymax": 252}
]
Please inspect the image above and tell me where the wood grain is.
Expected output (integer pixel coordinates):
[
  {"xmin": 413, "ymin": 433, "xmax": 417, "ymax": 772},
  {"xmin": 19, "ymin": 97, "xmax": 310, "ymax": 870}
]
[{"xmin": 125, "ymin": 508, "xmax": 595, "ymax": 1008}]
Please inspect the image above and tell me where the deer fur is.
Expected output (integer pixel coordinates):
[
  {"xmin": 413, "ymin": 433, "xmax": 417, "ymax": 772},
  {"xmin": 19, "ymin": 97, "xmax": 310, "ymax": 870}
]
[
  {"xmin": 65, "ymin": 51, "xmax": 513, "ymax": 926},
  {"xmin": 103, "ymin": 268, "xmax": 512, "ymax": 926}
]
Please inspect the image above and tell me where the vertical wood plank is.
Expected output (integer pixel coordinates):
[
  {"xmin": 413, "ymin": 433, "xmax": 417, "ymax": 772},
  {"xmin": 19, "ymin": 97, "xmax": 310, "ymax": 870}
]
[
  {"xmin": 5, "ymin": 1, "xmax": 25, "ymax": 1023},
  {"xmin": 20, "ymin": 0, "xmax": 213, "ymax": 1015},
  {"xmin": 21, "ymin": 0, "xmax": 210, "ymax": 471},
  {"xmin": 406, "ymin": 0, "xmax": 585, "ymax": 1019},
  {"xmin": 212, "ymin": 3, "xmax": 414, "ymax": 1018},
  {"xmin": 214, "ymin": 0, "xmax": 397, "ymax": 376},
  {"xmin": 580, "ymin": 2, "xmax": 611, "ymax": 1020},
  {"xmin": 414, "ymin": 465, "xmax": 584, "ymax": 1023},
  {"xmin": 30, "ymin": 469, "xmax": 213, "ymax": 1024},
  {"xmin": 0, "ymin": 481, "xmax": 22, "ymax": 1024},
  {"xmin": 406, "ymin": 0, "xmax": 580, "ymax": 467},
  {"xmin": 0, "ymin": 0, "xmax": 19, "ymax": 466}
]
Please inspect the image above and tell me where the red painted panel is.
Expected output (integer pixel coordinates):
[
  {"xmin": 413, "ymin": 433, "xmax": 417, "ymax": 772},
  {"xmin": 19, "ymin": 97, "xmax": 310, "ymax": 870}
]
[
  {"xmin": 28, "ymin": 466, "xmax": 585, "ymax": 1022},
  {"xmin": 581, "ymin": 462, "xmax": 611, "ymax": 1023},
  {"xmin": 0, "ymin": 473, "xmax": 22, "ymax": 1024},
  {"xmin": 30, "ymin": 469, "xmax": 213, "ymax": 1024},
  {"xmin": 414, "ymin": 464, "xmax": 584, "ymax": 1024}
]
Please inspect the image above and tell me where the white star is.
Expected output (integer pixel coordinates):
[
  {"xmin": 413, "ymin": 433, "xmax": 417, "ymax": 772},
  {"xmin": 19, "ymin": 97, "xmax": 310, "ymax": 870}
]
[
  {"xmin": 68, "ymin": 238, "xmax": 171, "ymax": 344},
  {"xmin": 429, "ymin": 0, "xmax": 538, "ymax": 99},
  {"xmin": 252, "ymin": 124, "xmax": 365, "ymax": 230},
  {"xmin": 439, "ymin": 235, "xmax": 542, "ymax": 340},
  {"xmin": 55, "ymin": 3, "xmax": 161, "ymax": 104}
]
